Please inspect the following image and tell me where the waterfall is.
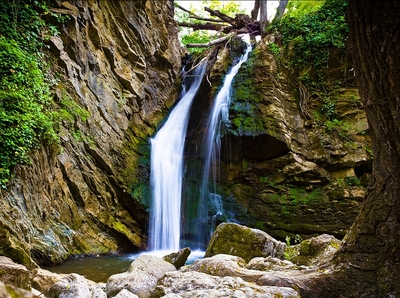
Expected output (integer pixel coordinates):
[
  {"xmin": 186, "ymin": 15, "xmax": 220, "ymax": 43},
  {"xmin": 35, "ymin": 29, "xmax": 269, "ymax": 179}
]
[
  {"xmin": 149, "ymin": 63, "xmax": 206, "ymax": 251},
  {"xmin": 197, "ymin": 42, "xmax": 252, "ymax": 246}
]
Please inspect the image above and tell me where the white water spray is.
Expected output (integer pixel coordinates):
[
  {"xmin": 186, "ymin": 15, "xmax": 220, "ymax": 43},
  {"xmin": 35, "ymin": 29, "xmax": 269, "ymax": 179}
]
[
  {"xmin": 198, "ymin": 42, "xmax": 252, "ymax": 244},
  {"xmin": 149, "ymin": 63, "xmax": 206, "ymax": 251}
]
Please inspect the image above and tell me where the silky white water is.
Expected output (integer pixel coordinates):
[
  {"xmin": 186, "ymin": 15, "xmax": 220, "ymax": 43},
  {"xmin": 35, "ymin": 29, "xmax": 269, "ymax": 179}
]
[
  {"xmin": 149, "ymin": 63, "xmax": 206, "ymax": 251},
  {"xmin": 198, "ymin": 43, "xmax": 252, "ymax": 244}
]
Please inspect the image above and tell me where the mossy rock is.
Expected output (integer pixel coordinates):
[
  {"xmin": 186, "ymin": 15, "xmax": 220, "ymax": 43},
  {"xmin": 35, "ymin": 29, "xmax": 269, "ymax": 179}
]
[
  {"xmin": 286, "ymin": 234, "xmax": 341, "ymax": 266},
  {"xmin": 205, "ymin": 223, "xmax": 286, "ymax": 263}
]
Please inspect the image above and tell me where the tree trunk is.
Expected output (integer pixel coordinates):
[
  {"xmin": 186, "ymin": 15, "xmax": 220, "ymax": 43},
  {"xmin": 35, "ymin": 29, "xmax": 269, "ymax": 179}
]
[
  {"xmin": 274, "ymin": 0, "xmax": 288, "ymax": 21},
  {"xmin": 259, "ymin": 0, "xmax": 268, "ymax": 37},
  {"xmin": 330, "ymin": 1, "xmax": 400, "ymax": 296}
]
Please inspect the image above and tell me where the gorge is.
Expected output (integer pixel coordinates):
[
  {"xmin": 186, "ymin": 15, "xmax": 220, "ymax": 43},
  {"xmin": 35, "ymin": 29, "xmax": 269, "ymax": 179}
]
[{"xmin": 0, "ymin": 0, "xmax": 399, "ymax": 297}]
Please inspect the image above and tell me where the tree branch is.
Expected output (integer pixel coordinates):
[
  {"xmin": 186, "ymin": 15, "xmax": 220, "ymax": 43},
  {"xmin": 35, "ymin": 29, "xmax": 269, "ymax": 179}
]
[
  {"xmin": 178, "ymin": 22, "xmax": 224, "ymax": 31},
  {"xmin": 204, "ymin": 7, "xmax": 236, "ymax": 24},
  {"xmin": 175, "ymin": 4, "xmax": 227, "ymax": 23},
  {"xmin": 186, "ymin": 32, "xmax": 236, "ymax": 48}
]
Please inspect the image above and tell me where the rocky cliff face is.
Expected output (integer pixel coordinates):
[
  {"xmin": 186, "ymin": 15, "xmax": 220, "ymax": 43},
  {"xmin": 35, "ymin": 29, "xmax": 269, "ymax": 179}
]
[
  {"xmin": 183, "ymin": 37, "xmax": 371, "ymax": 244},
  {"xmin": 0, "ymin": 0, "xmax": 181, "ymax": 267},
  {"xmin": 223, "ymin": 39, "xmax": 371, "ymax": 241}
]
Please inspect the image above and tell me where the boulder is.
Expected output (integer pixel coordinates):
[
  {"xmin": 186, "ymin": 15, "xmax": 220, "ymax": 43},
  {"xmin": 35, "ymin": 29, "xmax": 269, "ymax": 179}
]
[
  {"xmin": 105, "ymin": 254, "xmax": 176, "ymax": 297},
  {"xmin": 205, "ymin": 223, "xmax": 286, "ymax": 262},
  {"xmin": 287, "ymin": 234, "xmax": 341, "ymax": 266},
  {"xmin": 31, "ymin": 268, "xmax": 66, "ymax": 294},
  {"xmin": 0, "ymin": 281, "xmax": 32, "ymax": 298},
  {"xmin": 45, "ymin": 273, "xmax": 106, "ymax": 298},
  {"xmin": 151, "ymin": 270, "xmax": 300, "ymax": 298},
  {"xmin": 162, "ymin": 247, "xmax": 191, "ymax": 269},
  {"xmin": 246, "ymin": 256, "xmax": 302, "ymax": 271},
  {"xmin": 185, "ymin": 254, "xmax": 265, "ymax": 282},
  {"xmin": 0, "ymin": 256, "xmax": 31, "ymax": 290},
  {"xmin": 114, "ymin": 289, "xmax": 139, "ymax": 298}
]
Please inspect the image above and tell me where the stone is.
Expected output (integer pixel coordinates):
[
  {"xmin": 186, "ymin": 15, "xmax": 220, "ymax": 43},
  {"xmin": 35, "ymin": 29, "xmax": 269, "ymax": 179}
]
[
  {"xmin": 0, "ymin": 281, "xmax": 32, "ymax": 298},
  {"xmin": 0, "ymin": 256, "xmax": 31, "ymax": 290},
  {"xmin": 205, "ymin": 223, "xmax": 286, "ymax": 262},
  {"xmin": 31, "ymin": 268, "xmax": 66, "ymax": 294},
  {"xmin": 114, "ymin": 289, "xmax": 139, "ymax": 298},
  {"xmin": 162, "ymin": 247, "xmax": 191, "ymax": 269},
  {"xmin": 151, "ymin": 271, "xmax": 300, "ymax": 298},
  {"xmin": 288, "ymin": 234, "xmax": 341, "ymax": 267},
  {"xmin": 246, "ymin": 256, "xmax": 301, "ymax": 271},
  {"xmin": 185, "ymin": 254, "xmax": 265, "ymax": 282},
  {"xmin": 105, "ymin": 254, "xmax": 176, "ymax": 297},
  {"xmin": 45, "ymin": 273, "xmax": 106, "ymax": 298}
]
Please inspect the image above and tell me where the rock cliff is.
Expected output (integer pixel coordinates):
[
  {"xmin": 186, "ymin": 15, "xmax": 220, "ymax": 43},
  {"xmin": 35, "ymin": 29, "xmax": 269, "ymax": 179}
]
[
  {"xmin": 183, "ymin": 36, "xmax": 371, "ymax": 244},
  {"xmin": 0, "ymin": 0, "xmax": 181, "ymax": 267}
]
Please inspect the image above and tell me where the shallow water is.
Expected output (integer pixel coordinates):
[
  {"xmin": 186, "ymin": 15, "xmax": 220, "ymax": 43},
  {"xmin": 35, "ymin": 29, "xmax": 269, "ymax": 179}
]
[{"xmin": 44, "ymin": 250, "xmax": 205, "ymax": 283}]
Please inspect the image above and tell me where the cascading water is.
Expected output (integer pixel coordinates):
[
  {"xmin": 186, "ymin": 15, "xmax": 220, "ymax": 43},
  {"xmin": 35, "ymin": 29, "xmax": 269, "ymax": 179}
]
[
  {"xmin": 149, "ymin": 63, "xmax": 206, "ymax": 251},
  {"xmin": 196, "ymin": 41, "xmax": 252, "ymax": 247}
]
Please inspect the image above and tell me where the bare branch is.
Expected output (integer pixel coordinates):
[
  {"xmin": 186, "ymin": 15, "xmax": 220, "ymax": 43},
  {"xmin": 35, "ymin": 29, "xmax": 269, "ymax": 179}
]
[
  {"xmin": 186, "ymin": 32, "xmax": 236, "ymax": 48},
  {"xmin": 175, "ymin": 4, "xmax": 227, "ymax": 23},
  {"xmin": 178, "ymin": 22, "xmax": 224, "ymax": 31},
  {"xmin": 204, "ymin": 7, "xmax": 236, "ymax": 24}
]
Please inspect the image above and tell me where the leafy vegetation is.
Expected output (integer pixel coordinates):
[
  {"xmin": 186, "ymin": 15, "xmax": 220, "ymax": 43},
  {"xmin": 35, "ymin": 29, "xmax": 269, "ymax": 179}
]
[
  {"xmin": 270, "ymin": 0, "xmax": 348, "ymax": 76},
  {"xmin": 0, "ymin": 0, "xmax": 68, "ymax": 187}
]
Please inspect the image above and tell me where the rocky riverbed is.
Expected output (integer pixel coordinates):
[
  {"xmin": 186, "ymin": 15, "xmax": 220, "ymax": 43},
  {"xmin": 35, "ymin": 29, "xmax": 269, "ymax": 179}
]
[{"xmin": 0, "ymin": 223, "xmax": 342, "ymax": 297}]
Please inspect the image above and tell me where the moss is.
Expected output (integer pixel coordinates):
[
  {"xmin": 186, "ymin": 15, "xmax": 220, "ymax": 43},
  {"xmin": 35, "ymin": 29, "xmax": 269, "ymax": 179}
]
[{"xmin": 228, "ymin": 52, "xmax": 266, "ymax": 137}]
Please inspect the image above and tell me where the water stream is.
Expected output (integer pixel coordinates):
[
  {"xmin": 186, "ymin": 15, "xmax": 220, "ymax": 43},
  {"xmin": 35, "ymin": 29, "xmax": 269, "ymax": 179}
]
[
  {"xmin": 195, "ymin": 43, "xmax": 252, "ymax": 247},
  {"xmin": 148, "ymin": 62, "xmax": 206, "ymax": 251},
  {"xmin": 44, "ymin": 41, "xmax": 250, "ymax": 280}
]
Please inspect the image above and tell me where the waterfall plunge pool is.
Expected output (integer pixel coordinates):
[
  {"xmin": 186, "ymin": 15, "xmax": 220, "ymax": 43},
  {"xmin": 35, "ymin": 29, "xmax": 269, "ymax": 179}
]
[{"xmin": 44, "ymin": 250, "xmax": 205, "ymax": 283}]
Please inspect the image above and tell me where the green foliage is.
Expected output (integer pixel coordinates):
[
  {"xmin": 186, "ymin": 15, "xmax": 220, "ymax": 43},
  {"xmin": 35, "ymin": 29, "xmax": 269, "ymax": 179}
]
[
  {"xmin": 175, "ymin": 0, "xmax": 245, "ymax": 53},
  {"xmin": 271, "ymin": 0, "xmax": 348, "ymax": 75},
  {"xmin": 0, "ymin": 37, "xmax": 57, "ymax": 187},
  {"xmin": 0, "ymin": 0, "xmax": 69, "ymax": 188},
  {"xmin": 180, "ymin": 30, "xmax": 215, "ymax": 54},
  {"xmin": 267, "ymin": 43, "xmax": 282, "ymax": 64},
  {"xmin": 288, "ymin": 187, "xmax": 325, "ymax": 205},
  {"xmin": 321, "ymin": 96, "xmax": 336, "ymax": 119},
  {"xmin": 344, "ymin": 176, "xmax": 361, "ymax": 186},
  {"xmin": 53, "ymin": 96, "xmax": 90, "ymax": 129}
]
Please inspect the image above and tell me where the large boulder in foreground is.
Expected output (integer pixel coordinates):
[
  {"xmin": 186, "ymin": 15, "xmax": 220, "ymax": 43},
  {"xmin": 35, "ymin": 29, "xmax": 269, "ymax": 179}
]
[
  {"xmin": 105, "ymin": 254, "xmax": 176, "ymax": 297},
  {"xmin": 205, "ymin": 223, "xmax": 286, "ymax": 262}
]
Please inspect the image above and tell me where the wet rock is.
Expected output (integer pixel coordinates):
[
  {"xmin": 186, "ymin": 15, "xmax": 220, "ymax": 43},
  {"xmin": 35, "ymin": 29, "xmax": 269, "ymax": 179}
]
[
  {"xmin": 162, "ymin": 247, "xmax": 191, "ymax": 269},
  {"xmin": 106, "ymin": 254, "xmax": 176, "ymax": 297},
  {"xmin": 205, "ymin": 223, "xmax": 286, "ymax": 262},
  {"xmin": 151, "ymin": 270, "xmax": 300, "ymax": 298}
]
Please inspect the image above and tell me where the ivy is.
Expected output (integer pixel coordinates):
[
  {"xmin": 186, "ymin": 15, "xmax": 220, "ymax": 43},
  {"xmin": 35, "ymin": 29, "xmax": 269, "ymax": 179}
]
[
  {"xmin": 0, "ymin": 0, "xmax": 68, "ymax": 188},
  {"xmin": 271, "ymin": 0, "xmax": 348, "ymax": 76},
  {"xmin": 0, "ymin": 37, "xmax": 58, "ymax": 187}
]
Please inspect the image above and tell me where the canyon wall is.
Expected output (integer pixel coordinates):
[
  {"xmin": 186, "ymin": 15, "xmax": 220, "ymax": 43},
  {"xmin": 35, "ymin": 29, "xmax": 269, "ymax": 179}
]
[{"xmin": 0, "ymin": 0, "xmax": 181, "ymax": 267}]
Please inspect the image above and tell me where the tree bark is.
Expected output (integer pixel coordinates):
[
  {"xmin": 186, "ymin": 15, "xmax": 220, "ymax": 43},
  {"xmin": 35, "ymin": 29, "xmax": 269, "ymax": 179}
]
[
  {"xmin": 329, "ymin": 0, "xmax": 400, "ymax": 296},
  {"xmin": 274, "ymin": 0, "xmax": 288, "ymax": 21},
  {"xmin": 259, "ymin": 0, "xmax": 268, "ymax": 37}
]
